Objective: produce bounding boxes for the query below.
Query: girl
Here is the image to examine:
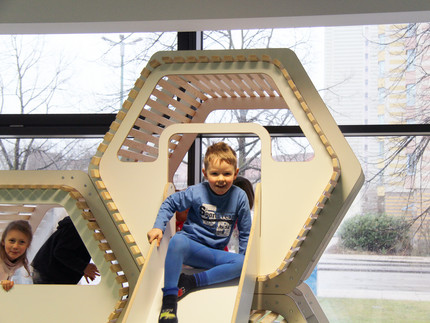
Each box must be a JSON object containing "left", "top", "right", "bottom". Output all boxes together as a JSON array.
[{"left": 0, "top": 220, "right": 33, "bottom": 292}]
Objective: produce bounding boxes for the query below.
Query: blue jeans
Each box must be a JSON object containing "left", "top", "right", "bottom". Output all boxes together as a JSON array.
[{"left": 162, "top": 233, "right": 244, "bottom": 296}]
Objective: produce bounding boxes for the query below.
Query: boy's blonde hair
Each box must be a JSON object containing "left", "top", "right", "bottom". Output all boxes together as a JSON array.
[{"left": 204, "top": 142, "right": 237, "bottom": 169}]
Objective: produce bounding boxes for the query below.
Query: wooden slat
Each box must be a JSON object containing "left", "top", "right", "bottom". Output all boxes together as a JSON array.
[
  {"left": 140, "top": 67, "right": 151, "bottom": 78},
  {"left": 99, "top": 242, "right": 112, "bottom": 251},
  {"left": 103, "top": 131, "right": 115, "bottom": 143},
  {"left": 87, "top": 221, "right": 100, "bottom": 230},
  {"left": 149, "top": 59, "right": 161, "bottom": 68},
  {"left": 119, "top": 287, "right": 129, "bottom": 296},
  {"left": 291, "top": 236, "right": 306, "bottom": 249},
  {"left": 115, "top": 300, "right": 127, "bottom": 310},
  {"left": 185, "top": 75, "right": 220, "bottom": 98},
  {"left": 81, "top": 211, "right": 94, "bottom": 220},
  {"left": 277, "top": 257, "right": 293, "bottom": 271},
  {"left": 130, "top": 245, "right": 141, "bottom": 255},
  {"left": 128, "top": 128, "right": 159, "bottom": 147},
  {"left": 134, "top": 116, "right": 164, "bottom": 135},
  {"left": 260, "top": 74, "right": 281, "bottom": 96},
  {"left": 97, "top": 142, "right": 108, "bottom": 153},
  {"left": 122, "top": 138, "right": 158, "bottom": 158},
  {"left": 146, "top": 98, "right": 191, "bottom": 123},
  {"left": 115, "top": 110, "right": 127, "bottom": 121},
  {"left": 167, "top": 75, "right": 208, "bottom": 101},
  {"left": 303, "top": 216, "right": 316, "bottom": 228},
  {"left": 0, "top": 205, "right": 35, "bottom": 213},
  {"left": 324, "top": 182, "right": 336, "bottom": 194},
  {"left": 197, "top": 55, "right": 209, "bottom": 63},
  {"left": 109, "top": 120, "right": 121, "bottom": 132},
  {"left": 118, "top": 224, "right": 129, "bottom": 233},
  {"left": 93, "top": 232, "right": 105, "bottom": 240},
  {"left": 152, "top": 88, "right": 196, "bottom": 117},
  {"left": 90, "top": 169, "right": 101, "bottom": 179},
  {"left": 106, "top": 202, "right": 118, "bottom": 212},
  {"left": 249, "top": 310, "right": 266, "bottom": 322},
  {"left": 217, "top": 74, "right": 244, "bottom": 97},
  {"left": 158, "top": 78, "right": 202, "bottom": 111},
  {"left": 198, "top": 75, "right": 229, "bottom": 98},
  {"left": 76, "top": 201, "right": 89, "bottom": 210},
  {"left": 124, "top": 235, "right": 135, "bottom": 244},
  {"left": 239, "top": 73, "right": 266, "bottom": 97},
  {"left": 118, "top": 149, "right": 156, "bottom": 162},
  {"left": 297, "top": 226, "right": 311, "bottom": 239},
  {"left": 162, "top": 56, "right": 173, "bottom": 64},
  {"left": 229, "top": 73, "right": 256, "bottom": 97},
  {"left": 261, "top": 311, "right": 279, "bottom": 322},
  {"left": 69, "top": 191, "right": 83, "bottom": 200},
  {"left": 230, "top": 74, "right": 256, "bottom": 97},
  {"left": 91, "top": 156, "right": 101, "bottom": 166},
  {"left": 173, "top": 56, "right": 185, "bottom": 63},
  {"left": 104, "top": 253, "right": 116, "bottom": 261},
  {"left": 136, "top": 256, "right": 145, "bottom": 266},
  {"left": 205, "top": 74, "right": 237, "bottom": 97},
  {"left": 112, "top": 213, "right": 123, "bottom": 222},
  {"left": 139, "top": 106, "right": 176, "bottom": 128},
  {"left": 108, "top": 311, "right": 121, "bottom": 321},
  {"left": 0, "top": 214, "right": 31, "bottom": 221},
  {"left": 95, "top": 181, "right": 106, "bottom": 190},
  {"left": 248, "top": 74, "right": 274, "bottom": 96},
  {"left": 116, "top": 275, "right": 128, "bottom": 284},
  {"left": 186, "top": 56, "right": 198, "bottom": 63}
]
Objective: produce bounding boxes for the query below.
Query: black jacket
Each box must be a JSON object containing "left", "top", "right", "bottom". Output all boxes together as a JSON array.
[{"left": 32, "top": 216, "right": 91, "bottom": 284}]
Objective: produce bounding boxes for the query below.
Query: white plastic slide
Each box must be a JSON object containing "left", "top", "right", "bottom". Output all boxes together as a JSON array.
[{"left": 123, "top": 184, "right": 261, "bottom": 323}]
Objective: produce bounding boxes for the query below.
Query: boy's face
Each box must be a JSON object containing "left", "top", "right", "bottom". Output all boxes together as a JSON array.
[{"left": 203, "top": 159, "right": 239, "bottom": 195}]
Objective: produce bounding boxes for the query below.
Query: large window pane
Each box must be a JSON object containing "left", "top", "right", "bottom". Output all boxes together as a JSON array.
[
  {"left": 203, "top": 23, "right": 429, "bottom": 126},
  {"left": 0, "top": 138, "right": 100, "bottom": 171},
  {"left": 0, "top": 32, "right": 177, "bottom": 114}
]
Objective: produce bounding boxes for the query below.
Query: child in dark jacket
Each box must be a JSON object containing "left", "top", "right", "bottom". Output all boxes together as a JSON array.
[{"left": 32, "top": 216, "right": 99, "bottom": 284}]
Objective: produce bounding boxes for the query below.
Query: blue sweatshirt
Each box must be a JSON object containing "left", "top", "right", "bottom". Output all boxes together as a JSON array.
[{"left": 153, "top": 182, "right": 252, "bottom": 254}]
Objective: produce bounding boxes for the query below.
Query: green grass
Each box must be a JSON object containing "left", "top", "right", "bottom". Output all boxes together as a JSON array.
[{"left": 318, "top": 298, "right": 430, "bottom": 323}]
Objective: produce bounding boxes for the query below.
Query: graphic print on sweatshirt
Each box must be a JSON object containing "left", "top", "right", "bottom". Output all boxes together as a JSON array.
[{"left": 200, "top": 203, "right": 233, "bottom": 237}]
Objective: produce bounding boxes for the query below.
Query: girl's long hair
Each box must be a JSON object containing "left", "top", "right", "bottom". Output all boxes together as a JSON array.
[{"left": 0, "top": 220, "right": 33, "bottom": 275}]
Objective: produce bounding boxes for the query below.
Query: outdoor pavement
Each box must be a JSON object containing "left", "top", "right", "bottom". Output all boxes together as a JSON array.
[{"left": 314, "top": 253, "right": 430, "bottom": 301}]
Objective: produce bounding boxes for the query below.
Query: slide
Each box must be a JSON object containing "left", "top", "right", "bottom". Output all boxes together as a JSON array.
[{"left": 123, "top": 183, "right": 261, "bottom": 323}]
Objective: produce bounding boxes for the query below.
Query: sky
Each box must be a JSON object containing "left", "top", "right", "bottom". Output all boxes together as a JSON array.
[{"left": 0, "top": 28, "right": 325, "bottom": 115}]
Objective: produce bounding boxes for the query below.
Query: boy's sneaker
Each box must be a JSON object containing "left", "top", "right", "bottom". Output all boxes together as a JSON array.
[
  {"left": 159, "top": 308, "right": 177, "bottom": 323},
  {"left": 177, "top": 273, "right": 197, "bottom": 300},
  {"left": 159, "top": 295, "right": 178, "bottom": 323}
]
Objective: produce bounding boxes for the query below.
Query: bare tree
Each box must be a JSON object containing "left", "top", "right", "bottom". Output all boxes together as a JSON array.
[
  {"left": 98, "top": 32, "right": 177, "bottom": 113},
  {"left": 0, "top": 35, "right": 92, "bottom": 171},
  {"left": 369, "top": 23, "right": 429, "bottom": 190},
  {"left": 366, "top": 23, "right": 430, "bottom": 251},
  {"left": 201, "top": 29, "right": 316, "bottom": 181}
]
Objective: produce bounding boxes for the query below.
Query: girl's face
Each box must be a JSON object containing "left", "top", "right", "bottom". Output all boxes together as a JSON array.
[
  {"left": 203, "top": 159, "right": 238, "bottom": 195},
  {"left": 2, "top": 229, "right": 30, "bottom": 261}
]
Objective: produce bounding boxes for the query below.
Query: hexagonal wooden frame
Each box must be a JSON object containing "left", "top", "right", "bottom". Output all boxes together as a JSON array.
[{"left": 0, "top": 48, "right": 363, "bottom": 323}]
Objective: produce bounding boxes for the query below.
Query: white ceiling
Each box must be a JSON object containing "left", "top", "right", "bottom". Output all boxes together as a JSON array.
[{"left": 1, "top": 0, "right": 430, "bottom": 34}]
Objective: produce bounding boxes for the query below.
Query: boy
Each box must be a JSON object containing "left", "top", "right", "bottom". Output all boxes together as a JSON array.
[{"left": 147, "top": 142, "right": 252, "bottom": 323}]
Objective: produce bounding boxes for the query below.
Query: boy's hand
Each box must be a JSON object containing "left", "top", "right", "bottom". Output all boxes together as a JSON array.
[
  {"left": 1, "top": 280, "right": 14, "bottom": 292},
  {"left": 147, "top": 228, "right": 163, "bottom": 247}
]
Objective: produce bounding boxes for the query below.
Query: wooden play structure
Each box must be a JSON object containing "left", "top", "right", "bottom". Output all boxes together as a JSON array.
[{"left": 0, "top": 48, "right": 363, "bottom": 322}]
